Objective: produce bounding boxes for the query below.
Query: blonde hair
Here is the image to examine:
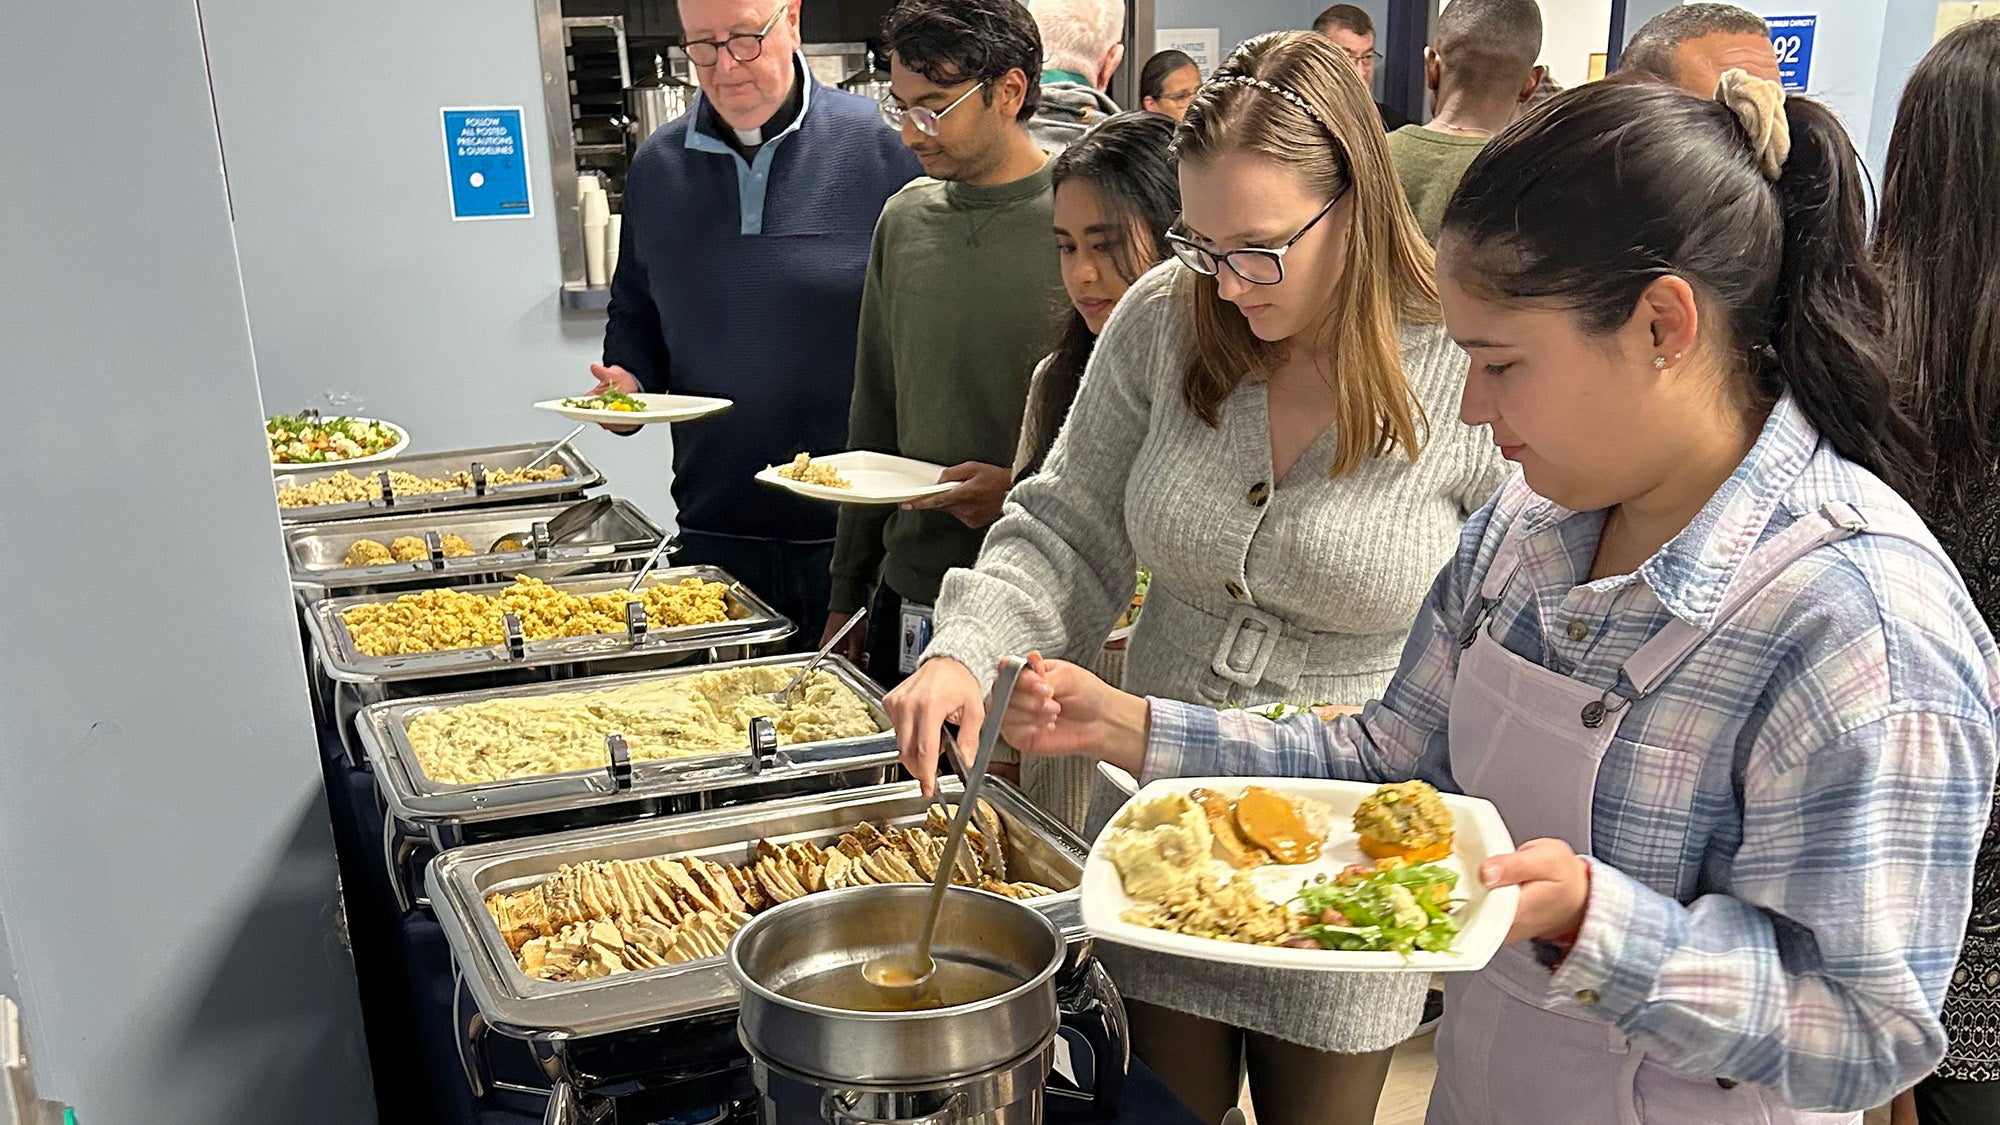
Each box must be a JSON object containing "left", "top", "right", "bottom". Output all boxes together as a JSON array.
[{"left": 1172, "top": 30, "right": 1440, "bottom": 476}]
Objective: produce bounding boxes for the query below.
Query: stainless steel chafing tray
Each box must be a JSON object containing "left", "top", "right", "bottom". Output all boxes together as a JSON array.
[
  {"left": 304, "top": 566, "right": 792, "bottom": 687},
  {"left": 274, "top": 441, "right": 604, "bottom": 524},
  {"left": 428, "top": 778, "right": 1088, "bottom": 1041},
  {"left": 286, "top": 498, "right": 667, "bottom": 600},
  {"left": 358, "top": 654, "right": 893, "bottom": 827}
]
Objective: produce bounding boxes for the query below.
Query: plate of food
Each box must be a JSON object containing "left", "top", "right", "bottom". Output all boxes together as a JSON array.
[
  {"left": 534, "top": 390, "right": 734, "bottom": 426},
  {"left": 268, "top": 413, "right": 409, "bottom": 470},
  {"left": 754, "top": 451, "right": 961, "bottom": 505},
  {"left": 1082, "top": 777, "right": 1517, "bottom": 972}
]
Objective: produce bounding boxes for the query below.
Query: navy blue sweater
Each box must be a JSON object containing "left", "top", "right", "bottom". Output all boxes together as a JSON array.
[{"left": 603, "top": 74, "right": 922, "bottom": 541}]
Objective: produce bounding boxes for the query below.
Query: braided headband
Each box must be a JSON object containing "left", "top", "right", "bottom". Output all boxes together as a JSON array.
[
  {"left": 1716, "top": 68, "right": 1791, "bottom": 181},
  {"left": 1208, "top": 74, "right": 1325, "bottom": 125}
]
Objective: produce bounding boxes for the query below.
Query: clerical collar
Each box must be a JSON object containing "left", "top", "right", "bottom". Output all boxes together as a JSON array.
[{"left": 702, "top": 56, "right": 806, "bottom": 160}]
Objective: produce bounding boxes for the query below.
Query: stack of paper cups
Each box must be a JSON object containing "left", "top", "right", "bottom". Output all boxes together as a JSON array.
[
  {"left": 606, "top": 213, "right": 623, "bottom": 282},
  {"left": 581, "top": 182, "right": 611, "bottom": 288}
]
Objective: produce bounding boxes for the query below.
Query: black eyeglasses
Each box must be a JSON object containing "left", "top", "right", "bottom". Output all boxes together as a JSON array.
[
  {"left": 677, "top": 3, "right": 787, "bottom": 68},
  {"left": 1166, "top": 186, "right": 1350, "bottom": 286}
]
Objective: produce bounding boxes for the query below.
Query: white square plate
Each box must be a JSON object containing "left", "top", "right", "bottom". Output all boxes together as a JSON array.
[
  {"left": 755, "top": 451, "right": 962, "bottom": 505},
  {"left": 535, "top": 394, "right": 733, "bottom": 426},
  {"left": 1083, "top": 776, "right": 1519, "bottom": 972}
]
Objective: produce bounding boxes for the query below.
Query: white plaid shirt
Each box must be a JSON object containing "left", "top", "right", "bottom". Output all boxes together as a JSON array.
[{"left": 1143, "top": 396, "right": 2000, "bottom": 1112}]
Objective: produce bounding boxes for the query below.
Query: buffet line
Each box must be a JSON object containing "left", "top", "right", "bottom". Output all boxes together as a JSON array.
[{"left": 276, "top": 437, "right": 1124, "bottom": 1125}]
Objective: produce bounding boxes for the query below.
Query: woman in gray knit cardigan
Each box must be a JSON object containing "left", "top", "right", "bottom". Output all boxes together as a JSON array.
[{"left": 886, "top": 32, "right": 1507, "bottom": 1125}]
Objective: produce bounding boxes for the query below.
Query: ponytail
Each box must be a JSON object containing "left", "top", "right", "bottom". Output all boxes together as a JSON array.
[
  {"left": 1761, "top": 97, "right": 1929, "bottom": 501},
  {"left": 1440, "top": 78, "right": 1929, "bottom": 504}
]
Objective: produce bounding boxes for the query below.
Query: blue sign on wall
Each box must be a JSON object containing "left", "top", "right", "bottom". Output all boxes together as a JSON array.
[
  {"left": 440, "top": 107, "right": 532, "bottom": 220},
  {"left": 1767, "top": 15, "right": 1817, "bottom": 93}
]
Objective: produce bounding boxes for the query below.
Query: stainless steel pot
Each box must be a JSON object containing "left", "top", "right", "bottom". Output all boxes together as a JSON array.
[
  {"left": 626, "top": 53, "right": 696, "bottom": 144},
  {"left": 729, "top": 885, "right": 1063, "bottom": 1124}
]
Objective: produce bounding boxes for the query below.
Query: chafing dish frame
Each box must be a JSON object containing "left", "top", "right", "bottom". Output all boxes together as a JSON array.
[
  {"left": 427, "top": 778, "right": 1089, "bottom": 1043},
  {"left": 286, "top": 497, "right": 669, "bottom": 599},
  {"left": 274, "top": 441, "right": 605, "bottom": 524}
]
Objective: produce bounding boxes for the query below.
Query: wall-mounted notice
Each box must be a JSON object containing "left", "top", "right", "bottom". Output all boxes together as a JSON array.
[
  {"left": 1155, "top": 27, "right": 1223, "bottom": 75},
  {"left": 440, "top": 107, "right": 532, "bottom": 221},
  {"left": 1767, "top": 15, "right": 1817, "bottom": 92}
]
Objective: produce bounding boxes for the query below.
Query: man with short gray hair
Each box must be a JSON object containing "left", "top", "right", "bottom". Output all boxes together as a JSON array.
[
  {"left": 1619, "top": 3, "right": 1779, "bottom": 95},
  {"left": 1026, "top": 0, "right": 1124, "bottom": 150}
]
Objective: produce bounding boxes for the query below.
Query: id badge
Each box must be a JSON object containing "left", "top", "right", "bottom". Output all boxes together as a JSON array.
[{"left": 898, "top": 600, "right": 935, "bottom": 675}]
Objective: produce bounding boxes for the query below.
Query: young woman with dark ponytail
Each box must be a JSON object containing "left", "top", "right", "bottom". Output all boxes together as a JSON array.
[
  {"left": 1876, "top": 18, "right": 2000, "bottom": 1125},
  {"left": 993, "top": 71, "right": 2000, "bottom": 1122}
]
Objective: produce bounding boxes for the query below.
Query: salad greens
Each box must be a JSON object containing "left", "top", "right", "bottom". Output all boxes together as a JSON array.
[
  {"left": 267, "top": 414, "right": 401, "bottom": 465},
  {"left": 1292, "top": 862, "right": 1463, "bottom": 956},
  {"left": 1233, "top": 701, "right": 1347, "bottom": 721},
  {"left": 563, "top": 388, "right": 646, "bottom": 412}
]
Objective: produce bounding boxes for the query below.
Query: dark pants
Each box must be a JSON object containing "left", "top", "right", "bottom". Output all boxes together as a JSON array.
[
  {"left": 674, "top": 529, "right": 831, "bottom": 655},
  {"left": 1916, "top": 1074, "right": 2000, "bottom": 1125},
  {"left": 865, "top": 580, "right": 920, "bottom": 691}
]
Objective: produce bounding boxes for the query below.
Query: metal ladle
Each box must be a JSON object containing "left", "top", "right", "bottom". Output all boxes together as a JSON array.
[{"left": 860, "top": 655, "right": 1026, "bottom": 996}]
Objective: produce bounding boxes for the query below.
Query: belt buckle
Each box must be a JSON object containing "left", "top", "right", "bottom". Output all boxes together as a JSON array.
[{"left": 1211, "top": 604, "right": 1278, "bottom": 688}]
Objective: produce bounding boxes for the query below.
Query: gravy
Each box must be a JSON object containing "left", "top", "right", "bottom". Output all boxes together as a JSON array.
[
  {"left": 780, "top": 960, "right": 1021, "bottom": 1013},
  {"left": 1233, "top": 786, "right": 1322, "bottom": 865}
]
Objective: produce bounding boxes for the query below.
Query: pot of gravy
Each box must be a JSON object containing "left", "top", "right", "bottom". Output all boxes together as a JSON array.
[{"left": 727, "top": 884, "right": 1064, "bottom": 1124}]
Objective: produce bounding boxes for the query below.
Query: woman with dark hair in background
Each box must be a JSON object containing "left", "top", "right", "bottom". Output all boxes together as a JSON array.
[
  {"left": 1138, "top": 49, "right": 1200, "bottom": 119},
  {"left": 996, "top": 71, "right": 1999, "bottom": 1123},
  {"left": 1876, "top": 18, "right": 2000, "bottom": 1125},
  {"left": 1001, "top": 110, "right": 1179, "bottom": 830}
]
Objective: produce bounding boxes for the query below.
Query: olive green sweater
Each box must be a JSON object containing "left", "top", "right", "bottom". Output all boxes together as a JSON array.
[
  {"left": 829, "top": 159, "right": 1066, "bottom": 613},
  {"left": 1384, "top": 124, "right": 1491, "bottom": 244}
]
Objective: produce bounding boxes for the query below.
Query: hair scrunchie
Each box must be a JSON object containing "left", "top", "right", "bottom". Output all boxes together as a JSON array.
[{"left": 1716, "top": 67, "right": 1791, "bottom": 181}]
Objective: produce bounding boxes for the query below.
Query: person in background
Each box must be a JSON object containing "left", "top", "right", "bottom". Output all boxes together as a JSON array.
[
  {"left": 1026, "top": 0, "right": 1124, "bottom": 150},
  {"left": 1138, "top": 48, "right": 1200, "bottom": 120},
  {"left": 593, "top": 0, "right": 921, "bottom": 645},
  {"left": 889, "top": 32, "right": 1505, "bottom": 1123},
  {"left": 1314, "top": 3, "right": 1410, "bottom": 129},
  {"left": 1385, "top": 0, "right": 1542, "bottom": 243},
  {"left": 1003, "top": 109, "right": 1180, "bottom": 829},
  {"left": 1000, "top": 71, "right": 1998, "bottom": 1125},
  {"left": 825, "top": 0, "right": 1067, "bottom": 688},
  {"left": 1619, "top": 2, "right": 1779, "bottom": 95},
  {"left": 1876, "top": 18, "right": 2000, "bottom": 1125}
]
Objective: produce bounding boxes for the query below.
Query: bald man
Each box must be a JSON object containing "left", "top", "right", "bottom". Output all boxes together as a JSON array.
[
  {"left": 1620, "top": 3, "right": 1780, "bottom": 95},
  {"left": 1384, "top": 0, "right": 1543, "bottom": 242}
]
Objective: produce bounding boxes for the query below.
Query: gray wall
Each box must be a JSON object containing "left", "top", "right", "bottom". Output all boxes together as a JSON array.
[
  {"left": 0, "top": 0, "right": 374, "bottom": 1121},
  {"left": 199, "top": 0, "right": 677, "bottom": 529},
  {"left": 1157, "top": 0, "right": 1391, "bottom": 84}
]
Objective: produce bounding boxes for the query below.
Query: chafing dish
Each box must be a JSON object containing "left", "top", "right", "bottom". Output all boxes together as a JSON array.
[
  {"left": 307, "top": 566, "right": 793, "bottom": 765},
  {"left": 358, "top": 654, "right": 900, "bottom": 910},
  {"left": 275, "top": 441, "right": 604, "bottom": 524},
  {"left": 430, "top": 780, "right": 1123, "bottom": 1123},
  {"left": 286, "top": 498, "right": 668, "bottom": 602}
]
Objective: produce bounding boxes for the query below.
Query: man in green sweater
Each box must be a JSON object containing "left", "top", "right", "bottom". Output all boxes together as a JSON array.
[
  {"left": 825, "top": 0, "right": 1067, "bottom": 686},
  {"left": 1384, "top": 0, "right": 1543, "bottom": 243}
]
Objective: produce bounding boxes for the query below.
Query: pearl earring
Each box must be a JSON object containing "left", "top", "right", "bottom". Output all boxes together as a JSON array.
[{"left": 1653, "top": 356, "right": 1668, "bottom": 369}]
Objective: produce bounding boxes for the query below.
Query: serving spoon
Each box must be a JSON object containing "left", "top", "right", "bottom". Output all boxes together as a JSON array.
[
  {"left": 859, "top": 655, "right": 1026, "bottom": 997},
  {"left": 764, "top": 608, "right": 866, "bottom": 706}
]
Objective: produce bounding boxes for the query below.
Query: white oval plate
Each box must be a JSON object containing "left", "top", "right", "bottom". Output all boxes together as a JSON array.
[
  {"left": 535, "top": 394, "right": 734, "bottom": 426},
  {"left": 755, "top": 451, "right": 961, "bottom": 505},
  {"left": 1083, "top": 775, "right": 1519, "bottom": 973},
  {"left": 268, "top": 418, "right": 410, "bottom": 472}
]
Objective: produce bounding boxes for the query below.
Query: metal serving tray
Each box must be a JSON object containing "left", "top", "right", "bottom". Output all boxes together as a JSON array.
[
  {"left": 429, "top": 779, "right": 1088, "bottom": 1041},
  {"left": 286, "top": 498, "right": 667, "bottom": 599},
  {"left": 304, "top": 566, "right": 792, "bottom": 687},
  {"left": 357, "top": 654, "right": 894, "bottom": 828},
  {"left": 274, "top": 441, "right": 604, "bottom": 524}
]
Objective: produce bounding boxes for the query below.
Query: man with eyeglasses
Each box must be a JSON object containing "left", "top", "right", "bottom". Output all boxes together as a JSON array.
[
  {"left": 593, "top": 0, "right": 921, "bottom": 649},
  {"left": 1313, "top": 4, "right": 1410, "bottom": 130},
  {"left": 823, "top": 0, "right": 1067, "bottom": 686}
]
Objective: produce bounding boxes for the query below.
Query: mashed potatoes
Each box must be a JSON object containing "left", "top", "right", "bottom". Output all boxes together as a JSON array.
[{"left": 405, "top": 665, "right": 881, "bottom": 784}]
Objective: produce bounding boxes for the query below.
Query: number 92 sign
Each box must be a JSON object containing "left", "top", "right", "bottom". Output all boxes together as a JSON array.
[{"left": 1767, "top": 15, "right": 1816, "bottom": 93}]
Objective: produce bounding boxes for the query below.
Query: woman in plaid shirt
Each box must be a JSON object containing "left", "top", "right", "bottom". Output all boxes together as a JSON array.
[{"left": 991, "top": 74, "right": 2000, "bottom": 1122}]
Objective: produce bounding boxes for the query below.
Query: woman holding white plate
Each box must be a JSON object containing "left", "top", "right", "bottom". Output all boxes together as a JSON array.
[
  {"left": 888, "top": 33, "right": 1505, "bottom": 1125},
  {"left": 995, "top": 74, "right": 2000, "bottom": 1123}
]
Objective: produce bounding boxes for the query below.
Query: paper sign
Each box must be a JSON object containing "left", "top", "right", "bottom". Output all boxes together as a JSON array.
[
  {"left": 440, "top": 107, "right": 532, "bottom": 221},
  {"left": 1767, "top": 15, "right": 1817, "bottom": 92},
  {"left": 1155, "top": 27, "right": 1223, "bottom": 75}
]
